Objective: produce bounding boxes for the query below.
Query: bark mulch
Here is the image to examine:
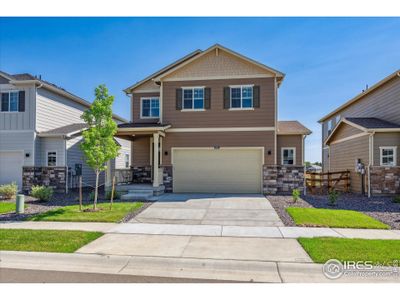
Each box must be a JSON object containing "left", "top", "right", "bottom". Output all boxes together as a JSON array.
[{"left": 268, "top": 193, "right": 400, "bottom": 229}]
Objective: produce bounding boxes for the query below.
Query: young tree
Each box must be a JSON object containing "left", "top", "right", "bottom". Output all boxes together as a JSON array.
[{"left": 80, "top": 85, "right": 120, "bottom": 210}]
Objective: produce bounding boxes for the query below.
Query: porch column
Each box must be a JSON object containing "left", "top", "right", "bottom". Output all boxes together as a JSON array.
[{"left": 153, "top": 133, "right": 160, "bottom": 187}]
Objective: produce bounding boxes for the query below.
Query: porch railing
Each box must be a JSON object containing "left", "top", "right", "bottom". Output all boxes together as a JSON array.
[
  {"left": 306, "top": 170, "right": 350, "bottom": 194},
  {"left": 114, "top": 168, "right": 133, "bottom": 184}
]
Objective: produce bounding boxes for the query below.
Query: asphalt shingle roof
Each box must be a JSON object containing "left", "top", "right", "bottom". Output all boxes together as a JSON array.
[
  {"left": 118, "top": 123, "right": 170, "bottom": 128},
  {"left": 346, "top": 117, "right": 400, "bottom": 129},
  {"left": 39, "top": 123, "right": 87, "bottom": 136},
  {"left": 277, "top": 121, "right": 312, "bottom": 135}
]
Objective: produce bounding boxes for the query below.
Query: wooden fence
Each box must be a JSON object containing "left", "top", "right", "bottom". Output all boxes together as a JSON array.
[{"left": 306, "top": 170, "right": 350, "bottom": 194}]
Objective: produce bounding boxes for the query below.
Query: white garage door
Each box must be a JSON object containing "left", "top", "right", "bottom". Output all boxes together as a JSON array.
[
  {"left": 173, "top": 148, "right": 262, "bottom": 193},
  {"left": 0, "top": 151, "right": 24, "bottom": 190}
]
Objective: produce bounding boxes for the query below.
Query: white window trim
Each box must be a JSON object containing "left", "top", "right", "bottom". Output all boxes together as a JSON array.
[
  {"left": 229, "top": 85, "right": 254, "bottom": 110},
  {"left": 281, "top": 147, "right": 296, "bottom": 165},
  {"left": 181, "top": 87, "right": 205, "bottom": 111},
  {"left": 140, "top": 97, "right": 160, "bottom": 119},
  {"left": 46, "top": 151, "right": 57, "bottom": 167},
  {"left": 1, "top": 91, "right": 19, "bottom": 113},
  {"left": 379, "top": 146, "right": 397, "bottom": 166}
]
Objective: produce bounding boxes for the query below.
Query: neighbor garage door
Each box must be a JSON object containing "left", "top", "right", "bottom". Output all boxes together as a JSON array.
[
  {"left": 0, "top": 151, "right": 24, "bottom": 190},
  {"left": 172, "top": 148, "right": 262, "bottom": 193}
]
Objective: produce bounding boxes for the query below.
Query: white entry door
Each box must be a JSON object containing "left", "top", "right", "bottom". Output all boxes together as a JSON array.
[
  {"left": 0, "top": 151, "right": 24, "bottom": 190},
  {"left": 172, "top": 148, "right": 263, "bottom": 193}
]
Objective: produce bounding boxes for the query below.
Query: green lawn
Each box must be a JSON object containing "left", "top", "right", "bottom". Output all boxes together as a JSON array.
[
  {"left": 0, "top": 202, "right": 16, "bottom": 214},
  {"left": 29, "top": 202, "right": 143, "bottom": 223},
  {"left": 286, "top": 207, "right": 390, "bottom": 229},
  {"left": 298, "top": 237, "right": 400, "bottom": 266},
  {"left": 0, "top": 229, "right": 103, "bottom": 253}
]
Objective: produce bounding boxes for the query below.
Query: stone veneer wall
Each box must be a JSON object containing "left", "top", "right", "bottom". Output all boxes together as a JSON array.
[
  {"left": 23, "top": 167, "right": 67, "bottom": 193},
  {"left": 263, "top": 165, "right": 305, "bottom": 195},
  {"left": 132, "top": 166, "right": 152, "bottom": 184},
  {"left": 370, "top": 166, "right": 400, "bottom": 195},
  {"left": 163, "top": 166, "right": 173, "bottom": 193}
]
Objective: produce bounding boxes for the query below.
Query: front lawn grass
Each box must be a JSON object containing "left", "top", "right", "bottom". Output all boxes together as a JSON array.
[
  {"left": 0, "top": 229, "right": 103, "bottom": 253},
  {"left": 29, "top": 202, "right": 143, "bottom": 223},
  {"left": 298, "top": 237, "right": 400, "bottom": 266},
  {"left": 286, "top": 207, "right": 390, "bottom": 229},
  {"left": 0, "top": 202, "right": 17, "bottom": 214}
]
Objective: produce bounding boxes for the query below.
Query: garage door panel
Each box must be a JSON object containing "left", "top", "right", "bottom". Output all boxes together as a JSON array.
[
  {"left": 0, "top": 151, "right": 23, "bottom": 189},
  {"left": 173, "top": 148, "right": 262, "bottom": 193}
]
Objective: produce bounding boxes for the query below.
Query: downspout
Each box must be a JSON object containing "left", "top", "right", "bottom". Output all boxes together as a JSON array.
[
  {"left": 367, "top": 131, "right": 375, "bottom": 198},
  {"left": 64, "top": 137, "right": 68, "bottom": 194},
  {"left": 274, "top": 77, "right": 278, "bottom": 165}
]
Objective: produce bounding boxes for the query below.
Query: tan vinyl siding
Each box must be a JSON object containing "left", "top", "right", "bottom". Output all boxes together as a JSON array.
[
  {"left": 329, "top": 135, "right": 369, "bottom": 193},
  {"left": 277, "top": 135, "right": 303, "bottom": 165},
  {"left": 131, "top": 92, "right": 160, "bottom": 123},
  {"left": 162, "top": 131, "right": 275, "bottom": 165},
  {"left": 162, "top": 78, "right": 275, "bottom": 128},
  {"left": 323, "top": 148, "right": 329, "bottom": 172},
  {"left": 163, "top": 49, "right": 274, "bottom": 81},
  {"left": 331, "top": 123, "right": 363, "bottom": 141},
  {"left": 115, "top": 137, "right": 131, "bottom": 169},
  {"left": 373, "top": 132, "right": 400, "bottom": 166},
  {"left": 0, "top": 84, "right": 36, "bottom": 130},
  {"left": 322, "top": 76, "right": 400, "bottom": 141},
  {"left": 132, "top": 136, "right": 150, "bottom": 165}
]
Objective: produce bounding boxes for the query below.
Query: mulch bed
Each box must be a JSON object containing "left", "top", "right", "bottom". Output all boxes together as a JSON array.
[
  {"left": 268, "top": 193, "right": 400, "bottom": 229},
  {"left": 0, "top": 189, "right": 154, "bottom": 223}
]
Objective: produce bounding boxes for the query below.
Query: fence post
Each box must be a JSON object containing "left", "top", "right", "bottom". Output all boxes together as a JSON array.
[{"left": 79, "top": 176, "right": 83, "bottom": 211}]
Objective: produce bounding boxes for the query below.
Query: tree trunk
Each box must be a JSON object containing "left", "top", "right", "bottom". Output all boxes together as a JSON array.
[{"left": 94, "top": 169, "right": 99, "bottom": 210}]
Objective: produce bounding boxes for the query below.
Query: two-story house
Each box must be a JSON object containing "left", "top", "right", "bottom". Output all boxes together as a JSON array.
[
  {"left": 114, "top": 44, "right": 311, "bottom": 195},
  {"left": 0, "top": 71, "right": 130, "bottom": 193},
  {"left": 319, "top": 69, "right": 400, "bottom": 196}
]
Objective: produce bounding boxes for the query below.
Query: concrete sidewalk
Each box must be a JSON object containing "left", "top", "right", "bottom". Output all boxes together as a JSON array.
[
  {"left": 2, "top": 221, "right": 400, "bottom": 239},
  {"left": 1, "top": 251, "right": 398, "bottom": 283}
]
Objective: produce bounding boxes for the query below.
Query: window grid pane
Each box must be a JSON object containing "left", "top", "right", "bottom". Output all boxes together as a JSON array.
[
  {"left": 193, "top": 88, "right": 204, "bottom": 109},
  {"left": 283, "top": 149, "right": 294, "bottom": 165},
  {"left": 48, "top": 152, "right": 57, "bottom": 166},
  {"left": 10, "top": 92, "right": 18, "bottom": 112},
  {"left": 183, "top": 89, "right": 193, "bottom": 109},
  {"left": 381, "top": 148, "right": 395, "bottom": 165},
  {"left": 231, "top": 88, "right": 241, "bottom": 108},
  {"left": 142, "top": 99, "right": 150, "bottom": 117}
]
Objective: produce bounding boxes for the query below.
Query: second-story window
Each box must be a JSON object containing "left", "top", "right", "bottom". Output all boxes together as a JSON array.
[
  {"left": 141, "top": 97, "right": 159, "bottom": 118},
  {"left": 1, "top": 91, "right": 19, "bottom": 112},
  {"left": 182, "top": 87, "right": 204, "bottom": 110},
  {"left": 230, "top": 85, "right": 253, "bottom": 109},
  {"left": 327, "top": 119, "right": 333, "bottom": 135}
]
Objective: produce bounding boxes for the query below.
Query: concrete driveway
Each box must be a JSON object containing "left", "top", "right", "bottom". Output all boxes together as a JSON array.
[{"left": 133, "top": 194, "right": 284, "bottom": 227}]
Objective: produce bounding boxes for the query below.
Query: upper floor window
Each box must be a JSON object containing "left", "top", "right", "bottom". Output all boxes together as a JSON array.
[
  {"left": 1, "top": 91, "right": 19, "bottom": 112},
  {"left": 230, "top": 85, "right": 253, "bottom": 109},
  {"left": 182, "top": 87, "right": 204, "bottom": 110},
  {"left": 327, "top": 119, "right": 333, "bottom": 135},
  {"left": 336, "top": 115, "right": 341, "bottom": 124},
  {"left": 47, "top": 151, "right": 57, "bottom": 167},
  {"left": 282, "top": 147, "right": 296, "bottom": 165},
  {"left": 141, "top": 97, "right": 159, "bottom": 118},
  {"left": 380, "top": 146, "right": 397, "bottom": 166}
]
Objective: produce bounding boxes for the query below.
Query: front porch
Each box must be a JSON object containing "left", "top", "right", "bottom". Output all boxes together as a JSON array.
[{"left": 107, "top": 123, "right": 171, "bottom": 198}]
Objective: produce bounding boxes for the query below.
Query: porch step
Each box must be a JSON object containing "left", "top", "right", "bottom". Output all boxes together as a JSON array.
[
  {"left": 128, "top": 189, "right": 154, "bottom": 195},
  {"left": 121, "top": 193, "right": 153, "bottom": 201}
]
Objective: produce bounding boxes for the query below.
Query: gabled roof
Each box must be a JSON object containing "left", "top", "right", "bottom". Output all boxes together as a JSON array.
[
  {"left": 324, "top": 117, "right": 400, "bottom": 145},
  {"left": 154, "top": 44, "right": 285, "bottom": 82},
  {"left": 277, "top": 121, "right": 312, "bottom": 135},
  {"left": 0, "top": 70, "right": 128, "bottom": 123},
  {"left": 123, "top": 49, "right": 202, "bottom": 94},
  {"left": 38, "top": 123, "right": 87, "bottom": 137},
  {"left": 319, "top": 69, "right": 400, "bottom": 123}
]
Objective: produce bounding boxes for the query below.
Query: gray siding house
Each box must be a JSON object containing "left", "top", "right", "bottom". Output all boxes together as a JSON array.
[{"left": 0, "top": 71, "right": 130, "bottom": 192}]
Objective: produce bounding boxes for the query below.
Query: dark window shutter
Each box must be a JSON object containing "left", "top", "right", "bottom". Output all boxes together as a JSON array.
[
  {"left": 253, "top": 86, "right": 260, "bottom": 108},
  {"left": 204, "top": 87, "right": 211, "bottom": 109},
  {"left": 18, "top": 91, "right": 25, "bottom": 112},
  {"left": 223, "top": 87, "right": 230, "bottom": 109},
  {"left": 1, "top": 93, "right": 9, "bottom": 111},
  {"left": 176, "top": 88, "right": 182, "bottom": 110}
]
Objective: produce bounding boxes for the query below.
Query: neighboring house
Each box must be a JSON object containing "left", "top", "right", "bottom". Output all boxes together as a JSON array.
[
  {"left": 0, "top": 71, "right": 130, "bottom": 192},
  {"left": 319, "top": 69, "right": 400, "bottom": 195},
  {"left": 114, "top": 44, "right": 311, "bottom": 194}
]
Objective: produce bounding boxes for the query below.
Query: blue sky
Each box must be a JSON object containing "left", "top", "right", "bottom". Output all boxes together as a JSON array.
[{"left": 1, "top": 17, "right": 399, "bottom": 162}]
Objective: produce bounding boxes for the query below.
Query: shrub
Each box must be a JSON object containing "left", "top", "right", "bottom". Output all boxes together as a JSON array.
[
  {"left": 328, "top": 189, "right": 339, "bottom": 206},
  {"left": 88, "top": 191, "right": 95, "bottom": 201},
  {"left": 31, "top": 185, "right": 53, "bottom": 201},
  {"left": 292, "top": 188, "right": 300, "bottom": 203},
  {"left": 106, "top": 190, "right": 121, "bottom": 200},
  {"left": 393, "top": 196, "right": 400, "bottom": 204},
  {"left": 0, "top": 182, "right": 18, "bottom": 199}
]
